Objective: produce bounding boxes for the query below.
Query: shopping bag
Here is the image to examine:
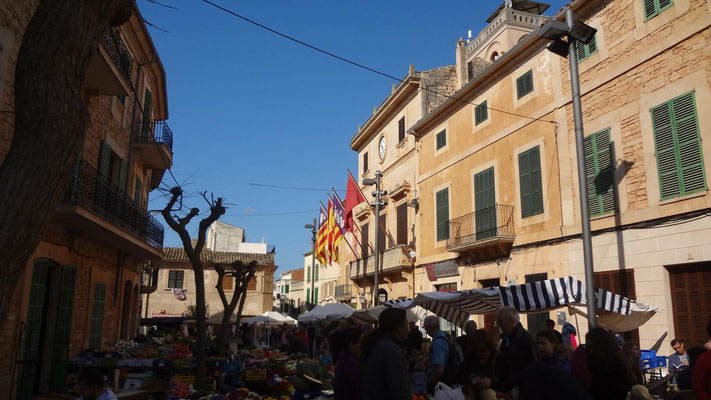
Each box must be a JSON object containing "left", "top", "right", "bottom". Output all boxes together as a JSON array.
[{"left": 434, "top": 382, "right": 465, "bottom": 400}]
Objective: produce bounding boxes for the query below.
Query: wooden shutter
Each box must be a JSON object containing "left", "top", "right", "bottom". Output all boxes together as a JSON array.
[
  {"left": 594, "top": 270, "right": 639, "bottom": 342},
  {"left": 363, "top": 152, "right": 368, "bottom": 173},
  {"left": 99, "top": 141, "right": 111, "bottom": 179},
  {"left": 247, "top": 277, "right": 257, "bottom": 291},
  {"left": 587, "top": 35, "right": 598, "bottom": 55},
  {"left": 585, "top": 129, "right": 617, "bottom": 215},
  {"left": 398, "top": 117, "right": 405, "bottom": 142},
  {"left": 315, "top": 264, "right": 319, "bottom": 280},
  {"left": 118, "top": 159, "right": 127, "bottom": 193},
  {"left": 436, "top": 188, "right": 449, "bottom": 241},
  {"left": 516, "top": 75, "right": 525, "bottom": 99},
  {"left": 26, "top": 260, "right": 49, "bottom": 358},
  {"left": 143, "top": 89, "right": 152, "bottom": 120},
  {"left": 436, "top": 129, "right": 447, "bottom": 150},
  {"left": 134, "top": 177, "right": 143, "bottom": 206},
  {"left": 576, "top": 41, "right": 587, "bottom": 61},
  {"left": 361, "top": 222, "right": 369, "bottom": 258},
  {"left": 315, "top": 287, "right": 319, "bottom": 303},
  {"left": 476, "top": 101, "right": 488, "bottom": 125},
  {"left": 668, "top": 264, "right": 711, "bottom": 345},
  {"left": 475, "top": 168, "right": 496, "bottom": 239},
  {"left": 397, "top": 203, "right": 408, "bottom": 245},
  {"left": 221, "top": 276, "right": 234, "bottom": 291},
  {"left": 652, "top": 91, "right": 705, "bottom": 199},
  {"left": 50, "top": 265, "right": 77, "bottom": 392},
  {"left": 644, "top": 0, "right": 657, "bottom": 19},
  {"left": 89, "top": 282, "right": 106, "bottom": 349},
  {"left": 519, "top": 146, "right": 543, "bottom": 217},
  {"left": 306, "top": 266, "right": 310, "bottom": 283},
  {"left": 377, "top": 213, "right": 387, "bottom": 250}
]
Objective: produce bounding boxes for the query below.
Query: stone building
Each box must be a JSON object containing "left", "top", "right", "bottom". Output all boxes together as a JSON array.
[
  {"left": 0, "top": 2, "right": 173, "bottom": 399},
  {"left": 274, "top": 268, "right": 304, "bottom": 317},
  {"left": 348, "top": 0, "right": 711, "bottom": 348},
  {"left": 146, "top": 248, "right": 276, "bottom": 323}
]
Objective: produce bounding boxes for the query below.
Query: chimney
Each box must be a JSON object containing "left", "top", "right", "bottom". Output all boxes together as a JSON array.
[{"left": 455, "top": 37, "right": 468, "bottom": 90}]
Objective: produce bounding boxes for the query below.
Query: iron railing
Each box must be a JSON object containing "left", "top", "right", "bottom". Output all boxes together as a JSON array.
[
  {"left": 133, "top": 119, "right": 174, "bottom": 153},
  {"left": 101, "top": 27, "right": 132, "bottom": 84},
  {"left": 447, "top": 204, "right": 515, "bottom": 249},
  {"left": 64, "top": 160, "right": 164, "bottom": 249}
]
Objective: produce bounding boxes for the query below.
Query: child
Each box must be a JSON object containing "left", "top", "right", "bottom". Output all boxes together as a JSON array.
[{"left": 319, "top": 344, "right": 332, "bottom": 366}]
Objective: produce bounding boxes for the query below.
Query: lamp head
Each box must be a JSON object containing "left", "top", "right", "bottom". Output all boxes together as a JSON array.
[
  {"left": 362, "top": 178, "right": 376, "bottom": 186},
  {"left": 547, "top": 39, "right": 569, "bottom": 58},
  {"left": 304, "top": 224, "right": 315, "bottom": 229},
  {"left": 570, "top": 21, "right": 597, "bottom": 44}
]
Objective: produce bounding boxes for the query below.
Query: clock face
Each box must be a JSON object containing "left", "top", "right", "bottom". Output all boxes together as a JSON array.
[{"left": 379, "top": 136, "right": 386, "bottom": 160}]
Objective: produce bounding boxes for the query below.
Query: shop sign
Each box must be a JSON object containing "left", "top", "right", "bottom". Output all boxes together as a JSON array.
[{"left": 425, "top": 260, "right": 459, "bottom": 281}]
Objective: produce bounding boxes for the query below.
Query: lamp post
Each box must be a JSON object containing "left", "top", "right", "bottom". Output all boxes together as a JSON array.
[
  {"left": 362, "top": 171, "right": 386, "bottom": 306},
  {"left": 304, "top": 219, "right": 317, "bottom": 310},
  {"left": 540, "top": 9, "right": 598, "bottom": 328}
]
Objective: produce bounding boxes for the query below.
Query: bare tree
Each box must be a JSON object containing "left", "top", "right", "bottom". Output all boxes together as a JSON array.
[
  {"left": 0, "top": 0, "right": 133, "bottom": 331},
  {"left": 161, "top": 187, "right": 225, "bottom": 386},
  {"left": 214, "top": 260, "right": 257, "bottom": 356}
]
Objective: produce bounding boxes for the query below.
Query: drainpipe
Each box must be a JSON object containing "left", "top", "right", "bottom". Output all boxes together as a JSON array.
[
  {"left": 127, "top": 54, "right": 155, "bottom": 191},
  {"left": 407, "top": 127, "right": 421, "bottom": 300}
]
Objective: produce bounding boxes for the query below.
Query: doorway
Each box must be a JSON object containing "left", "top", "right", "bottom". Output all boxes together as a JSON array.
[
  {"left": 525, "top": 273, "right": 548, "bottom": 335},
  {"left": 479, "top": 278, "right": 500, "bottom": 343}
]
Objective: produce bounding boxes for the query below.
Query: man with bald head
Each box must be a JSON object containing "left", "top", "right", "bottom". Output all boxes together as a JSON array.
[{"left": 497, "top": 306, "right": 534, "bottom": 385}]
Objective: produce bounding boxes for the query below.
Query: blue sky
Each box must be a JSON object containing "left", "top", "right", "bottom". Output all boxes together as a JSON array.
[{"left": 141, "top": 0, "right": 568, "bottom": 276}]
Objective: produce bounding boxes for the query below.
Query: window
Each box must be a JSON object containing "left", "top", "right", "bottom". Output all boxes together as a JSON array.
[
  {"left": 168, "top": 270, "right": 184, "bottom": 288},
  {"left": 475, "top": 101, "right": 488, "bottom": 126},
  {"left": 467, "top": 61, "right": 474, "bottom": 81},
  {"left": 361, "top": 222, "right": 369, "bottom": 258},
  {"left": 519, "top": 146, "right": 544, "bottom": 217},
  {"left": 89, "top": 282, "right": 106, "bottom": 349},
  {"left": 363, "top": 152, "right": 369, "bottom": 173},
  {"left": 222, "top": 276, "right": 234, "bottom": 291},
  {"left": 651, "top": 91, "right": 705, "bottom": 200},
  {"left": 436, "top": 129, "right": 447, "bottom": 150},
  {"left": 377, "top": 213, "right": 387, "bottom": 250},
  {"left": 398, "top": 117, "right": 406, "bottom": 143},
  {"left": 396, "top": 203, "right": 408, "bottom": 245},
  {"left": 644, "top": 0, "right": 673, "bottom": 20},
  {"left": 307, "top": 266, "right": 310, "bottom": 282},
  {"left": 247, "top": 277, "right": 257, "bottom": 291},
  {"left": 436, "top": 188, "right": 450, "bottom": 241},
  {"left": 576, "top": 34, "right": 598, "bottom": 63},
  {"left": 306, "top": 288, "right": 311, "bottom": 304},
  {"left": 516, "top": 70, "right": 534, "bottom": 99},
  {"left": 584, "top": 129, "right": 617, "bottom": 215},
  {"left": 285, "top": 284, "right": 290, "bottom": 294}
]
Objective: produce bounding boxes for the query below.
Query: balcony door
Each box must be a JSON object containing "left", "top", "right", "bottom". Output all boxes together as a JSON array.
[{"left": 474, "top": 167, "right": 496, "bottom": 240}]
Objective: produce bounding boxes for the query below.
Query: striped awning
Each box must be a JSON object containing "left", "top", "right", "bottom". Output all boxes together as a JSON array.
[{"left": 385, "top": 276, "right": 658, "bottom": 330}]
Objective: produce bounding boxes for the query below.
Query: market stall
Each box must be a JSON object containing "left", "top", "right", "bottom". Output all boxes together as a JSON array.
[
  {"left": 297, "top": 303, "right": 354, "bottom": 322},
  {"left": 385, "top": 276, "right": 659, "bottom": 331}
]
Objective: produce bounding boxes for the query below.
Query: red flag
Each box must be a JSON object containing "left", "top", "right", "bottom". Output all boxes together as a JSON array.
[{"left": 344, "top": 171, "right": 366, "bottom": 233}]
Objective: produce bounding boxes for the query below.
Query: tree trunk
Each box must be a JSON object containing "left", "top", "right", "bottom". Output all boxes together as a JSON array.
[
  {"left": 191, "top": 262, "right": 208, "bottom": 386},
  {"left": 215, "top": 301, "right": 237, "bottom": 357},
  {"left": 0, "top": 0, "right": 132, "bottom": 330}
]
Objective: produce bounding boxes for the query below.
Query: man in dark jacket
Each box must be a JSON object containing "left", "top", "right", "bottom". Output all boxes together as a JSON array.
[
  {"left": 360, "top": 307, "right": 411, "bottom": 400},
  {"left": 497, "top": 307, "right": 535, "bottom": 385},
  {"left": 406, "top": 321, "right": 423, "bottom": 355}
]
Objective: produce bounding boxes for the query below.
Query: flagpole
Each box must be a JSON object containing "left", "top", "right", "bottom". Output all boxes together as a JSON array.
[
  {"left": 332, "top": 188, "right": 366, "bottom": 260},
  {"left": 348, "top": 170, "right": 397, "bottom": 248}
]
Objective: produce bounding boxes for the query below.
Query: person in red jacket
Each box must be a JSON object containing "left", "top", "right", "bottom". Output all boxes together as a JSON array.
[{"left": 693, "top": 320, "right": 711, "bottom": 400}]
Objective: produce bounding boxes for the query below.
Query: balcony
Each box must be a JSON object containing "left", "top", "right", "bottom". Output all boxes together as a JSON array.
[
  {"left": 466, "top": 8, "right": 550, "bottom": 59},
  {"left": 53, "top": 160, "right": 164, "bottom": 260},
  {"left": 334, "top": 284, "right": 352, "bottom": 302},
  {"left": 84, "top": 27, "right": 132, "bottom": 96},
  {"left": 349, "top": 244, "right": 411, "bottom": 280},
  {"left": 132, "top": 119, "right": 174, "bottom": 188},
  {"left": 446, "top": 204, "right": 515, "bottom": 259}
]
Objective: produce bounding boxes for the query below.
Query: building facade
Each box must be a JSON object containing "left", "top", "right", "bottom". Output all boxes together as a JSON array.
[
  {"left": 0, "top": 3, "right": 173, "bottom": 399},
  {"left": 146, "top": 248, "right": 276, "bottom": 323}
]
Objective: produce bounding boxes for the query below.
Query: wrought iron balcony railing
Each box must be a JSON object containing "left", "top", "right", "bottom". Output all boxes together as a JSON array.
[
  {"left": 101, "top": 27, "right": 132, "bottom": 84},
  {"left": 133, "top": 119, "right": 174, "bottom": 153},
  {"left": 446, "top": 204, "right": 515, "bottom": 251},
  {"left": 64, "top": 160, "right": 164, "bottom": 249}
]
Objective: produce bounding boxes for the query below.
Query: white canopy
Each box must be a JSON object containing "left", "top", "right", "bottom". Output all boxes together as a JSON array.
[
  {"left": 350, "top": 305, "right": 425, "bottom": 325},
  {"left": 297, "top": 302, "right": 355, "bottom": 322},
  {"left": 243, "top": 311, "right": 296, "bottom": 325},
  {"left": 385, "top": 276, "right": 659, "bottom": 332}
]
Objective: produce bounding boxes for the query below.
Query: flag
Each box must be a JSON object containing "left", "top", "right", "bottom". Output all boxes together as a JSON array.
[
  {"left": 344, "top": 171, "right": 366, "bottom": 232},
  {"left": 329, "top": 194, "right": 344, "bottom": 264},
  {"left": 327, "top": 197, "right": 335, "bottom": 265},
  {"left": 316, "top": 203, "right": 328, "bottom": 265}
]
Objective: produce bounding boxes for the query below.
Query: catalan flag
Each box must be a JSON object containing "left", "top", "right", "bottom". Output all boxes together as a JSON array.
[{"left": 316, "top": 202, "right": 328, "bottom": 265}]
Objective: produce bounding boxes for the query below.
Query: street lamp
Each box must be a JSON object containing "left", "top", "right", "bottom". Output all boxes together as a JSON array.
[
  {"left": 358, "top": 294, "right": 366, "bottom": 309},
  {"left": 362, "top": 171, "right": 386, "bottom": 306},
  {"left": 304, "top": 219, "right": 317, "bottom": 310},
  {"left": 540, "top": 9, "right": 598, "bottom": 329}
]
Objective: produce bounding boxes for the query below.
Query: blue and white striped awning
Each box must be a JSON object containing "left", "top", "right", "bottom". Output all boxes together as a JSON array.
[{"left": 384, "top": 276, "right": 657, "bottom": 330}]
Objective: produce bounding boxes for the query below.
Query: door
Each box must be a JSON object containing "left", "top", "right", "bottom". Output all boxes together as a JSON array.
[
  {"left": 525, "top": 273, "right": 548, "bottom": 335},
  {"left": 19, "top": 260, "right": 51, "bottom": 400},
  {"left": 594, "top": 270, "right": 639, "bottom": 343},
  {"left": 479, "top": 278, "right": 500, "bottom": 343},
  {"left": 667, "top": 263, "right": 711, "bottom": 345},
  {"left": 49, "top": 265, "right": 77, "bottom": 392},
  {"left": 475, "top": 167, "right": 496, "bottom": 240}
]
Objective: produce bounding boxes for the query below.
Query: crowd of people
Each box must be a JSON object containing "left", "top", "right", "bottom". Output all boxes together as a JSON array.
[{"left": 262, "top": 308, "right": 711, "bottom": 400}]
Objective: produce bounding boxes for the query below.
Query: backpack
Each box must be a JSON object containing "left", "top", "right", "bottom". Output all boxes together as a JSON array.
[{"left": 435, "top": 334, "right": 464, "bottom": 384}]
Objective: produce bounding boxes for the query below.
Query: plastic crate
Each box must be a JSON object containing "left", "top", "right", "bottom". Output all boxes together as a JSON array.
[{"left": 656, "top": 356, "right": 667, "bottom": 367}]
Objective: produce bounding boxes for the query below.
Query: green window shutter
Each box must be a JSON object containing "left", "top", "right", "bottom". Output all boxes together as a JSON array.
[
  {"left": 474, "top": 168, "right": 496, "bottom": 239},
  {"left": 99, "top": 141, "right": 111, "bottom": 179},
  {"left": 285, "top": 284, "right": 289, "bottom": 294},
  {"left": 118, "top": 159, "right": 127, "bottom": 193},
  {"left": 519, "top": 146, "right": 544, "bottom": 217},
  {"left": 143, "top": 89, "right": 152, "bottom": 120},
  {"left": 652, "top": 91, "right": 705, "bottom": 200},
  {"left": 50, "top": 265, "right": 77, "bottom": 392},
  {"left": 577, "top": 35, "right": 598, "bottom": 62},
  {"left": 306, "top": 266, "right": 310, "bottom": 282},
  {"left": 315, "top": 287, "right": 319, "bottom": 303},
  {"left": 436, "top": 129, "right": 447, "bottom": 150},
  {"left": 436, "top": 188, "right": 450, "bottom": 241},
  {"left": 585, "top": 129, "right": 617, "bottom": 216},
  {"left": 306, "top": 288, "right": 310, "bottom": 304},
  {"left": 645, "top": 0, "right": 674, "bottom": 20},
  {"left": 475, "top": 101, "right": 488, "bottom": 125},
  {"left": 21, "top": 260, "right": 50, "bottom": 400},
  {"left": 517, "top": 70, "right": 533, "bottom": 99},
  {"left": 315, "top": 264, "right": 319, "bottom": 280},
  {"left": 89, "top": 282, "right": 107, "bottom": 349}
]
